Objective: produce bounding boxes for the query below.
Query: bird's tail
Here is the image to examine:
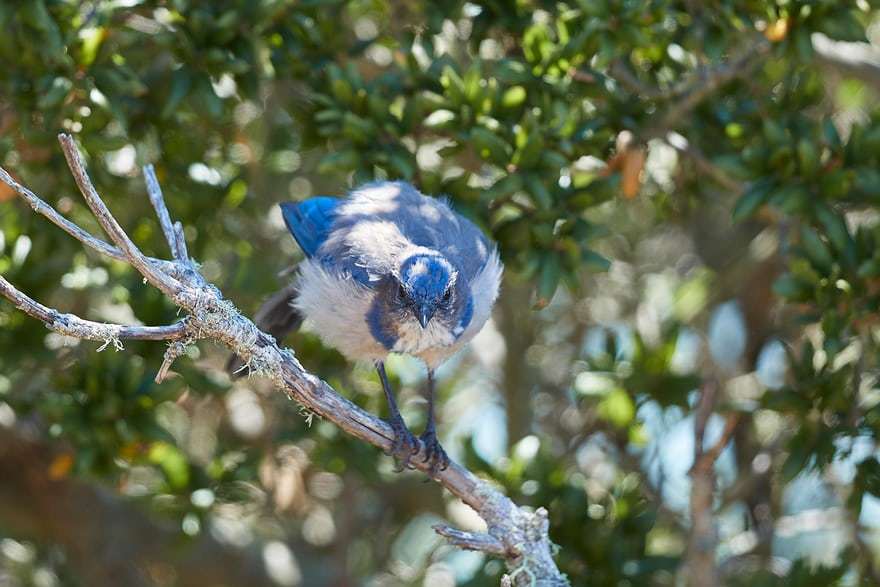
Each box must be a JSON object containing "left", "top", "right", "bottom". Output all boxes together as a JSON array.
[{"left": 226, "top": 283, "right": 303, "bottom": 378}]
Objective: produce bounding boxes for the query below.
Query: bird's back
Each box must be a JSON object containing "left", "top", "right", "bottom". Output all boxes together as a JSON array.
[{"left": 316, "top": 182, "right": 494, "bottom": 284}]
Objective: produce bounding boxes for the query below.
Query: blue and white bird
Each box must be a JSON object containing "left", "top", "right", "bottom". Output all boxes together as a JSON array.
[{"left": 235, "top": 181, "right": 503, "bottom": 472}]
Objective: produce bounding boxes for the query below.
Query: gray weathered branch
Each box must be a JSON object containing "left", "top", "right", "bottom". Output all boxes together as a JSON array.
[
  {"left": 144, "top": 163, "right": 189, "bottom": 263},
  {"left": 433, "top": 524, "right": 507, "bottom": 556},
  {"left": 0, "top": 274, "right": 188, "bottom": 344},
  {"left": 0, "top": 165, "right": 184, "bottom": 277},
  {"left": 58, "top": 134, "right": 184, "bottom": 299},
  {"left": 0, "top": 134, "right": 568, "bottom": 587}
]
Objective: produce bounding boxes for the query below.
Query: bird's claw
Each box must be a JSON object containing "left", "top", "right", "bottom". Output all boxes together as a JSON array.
[
  {"left": 388, "top": 414, "right": 419, "bottom": 472},
  {"left": 419, "top": 428, "right": 449, "bottom": 475}
]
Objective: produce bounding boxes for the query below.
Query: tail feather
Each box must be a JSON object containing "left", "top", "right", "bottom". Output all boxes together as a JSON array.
[{"left": 280, "top": 197, "right": 339, "bottom": 258}]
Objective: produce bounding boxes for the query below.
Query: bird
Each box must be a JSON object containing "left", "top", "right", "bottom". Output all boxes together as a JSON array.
[{"left": 231, "top": 181, "right": 503, "bottom": 473}]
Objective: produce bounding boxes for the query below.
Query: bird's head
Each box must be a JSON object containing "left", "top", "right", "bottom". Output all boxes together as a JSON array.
[{"left": 396, "top": 253, "right": 458, "bottom": 329}]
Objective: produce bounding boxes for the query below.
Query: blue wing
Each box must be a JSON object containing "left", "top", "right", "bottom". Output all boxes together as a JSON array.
[{"left": 280, "top": 197, "right": 340, "bottom": 258}]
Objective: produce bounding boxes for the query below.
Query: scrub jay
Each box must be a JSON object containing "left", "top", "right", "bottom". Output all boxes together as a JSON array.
[{"left": 231, "top": 181, "right": 502, "bottom": 473}]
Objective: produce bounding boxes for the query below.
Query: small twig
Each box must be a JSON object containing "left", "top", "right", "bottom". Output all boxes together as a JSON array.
[
  {"left": 0, "top": 165, "right": 183, "bottom": 277},
  {"left": 433, "top": 524, "right": 507, "bottom": 556},
  {"left": 172, "top": 221, "right": 189, "bottom": 262},
  {"left": 155, "top": 339, "right": 191, "bottom": 383},
  {"left": 0, "top": 275, "right": 187, "bottom": 342},
  {"left": 0, "top": 166, "right": 122, "bottom": 261},
  {"left": 57, "top": 134, "right": 184, "bottom": 299},
  {"left": 144, "top": 164, "right": 187, "bottom": 263}
]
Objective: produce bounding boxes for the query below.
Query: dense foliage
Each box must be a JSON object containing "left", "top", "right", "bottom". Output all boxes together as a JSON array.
[{"left": 1, "top": 1, "right": 880, "bottom": 585}]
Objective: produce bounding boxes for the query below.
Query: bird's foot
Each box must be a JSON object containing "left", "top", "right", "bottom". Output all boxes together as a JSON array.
[
  {"left": 388, "top": 414, "right": 419, "bottom": 472},
  {"left": 419, "top": 427, "right": 449, "bottom": 476}
]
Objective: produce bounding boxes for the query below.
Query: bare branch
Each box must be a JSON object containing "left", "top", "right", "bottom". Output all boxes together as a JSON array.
[
  {"left": 0, "top": 275, "right": 188, "bottom": 343},
  {"left": 685, "top": 382, "right": 723, "bottom": 587},
  {"left": 155, "top": 339, "right": 191, "bottom": 383},
  {"left": 143, "top": 163, "right": 187, "bottom": 262},
  {"left": 57, "top": 134, "right": 184, "bottom": 299},
  {"left": 0, "top": 138, "right": 569, "bottom": 586},
  {"left": 698, "top": 413, "right": 740, "bottom": 469},
  {"left": 0, "top": 162, "right": 184, "bottom": 277},
  {"left": 433, "top": 524, "right": 507, "bottom": 556},
  {"left": 0, "top": 165, "right": 126, "bottom": 261},
  {"left": 173, "top": 220, "right": 189, "bottom": 262},
  {"left": 665, "top": 138, "right": 746, "bottom": 195}
]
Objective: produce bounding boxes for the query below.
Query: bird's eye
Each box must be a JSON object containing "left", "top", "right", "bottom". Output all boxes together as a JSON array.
[
  {"left": 397, "top": 283, "right": 407, "bottom": 298},
  {"left": 442, "top": 289, "right": 452, "bottom": 302}
]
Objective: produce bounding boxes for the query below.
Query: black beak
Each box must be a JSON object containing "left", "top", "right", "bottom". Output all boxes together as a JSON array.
[{"left": 417, "top": 305, "right": 433, "bottom": 329}]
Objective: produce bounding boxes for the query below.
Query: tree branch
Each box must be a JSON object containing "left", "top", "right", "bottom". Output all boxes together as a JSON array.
[
  {"left": 0, "top": 274, "right": 188, "bottom": 344},
  {"left": 57, "top": 134, "right": 184, "bottom": 299},
  {"left": 0, "top": 165, "right": 183, "bottom": 277},
  {"left": 0, "top": 134, "right": 568, "bottom": 587},
  {"left": 665, "top": 137, "right": 745, "bottom": 195},
  {"left": 144, "top": 163, "right": 188, "bottom": 263},
  {"left": 433, "top": 524, "right": 507, "bottom": 556},
  {"left": 684, "top": 381, "right": 733, "bottom": 587}
]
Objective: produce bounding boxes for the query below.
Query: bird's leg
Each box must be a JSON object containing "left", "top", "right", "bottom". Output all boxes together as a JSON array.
[
  {"left": 376, "top": 361, "right": 418, "bottom": 471},
  {"left": 419, "top": 369, "right": 449, "bottom": 474}
]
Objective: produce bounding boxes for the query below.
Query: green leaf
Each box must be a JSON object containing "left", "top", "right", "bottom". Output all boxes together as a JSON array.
[
  {"left": 814, "top": 204, "right": 855, "bottom": 264},
  {"left": 471, "top": 127, "right": 511, "bottom": 166},
  {"left": 79, "top": 27, "right": 105, "bottom": 67},
  {"left": 148, "top": 441, "right": 190, "bottom": 491},
  {"left": 598, "top": 388, "right": 635, "bottom": 428},
  {"left": 481, "top": 174, "right": 524, "bottom": 204},
  {"left": 773, "top": 273, "right": 812, "bottom": 301},
  {"left": 582, "top": 249, "right": 611, "bottom": 271},
  {"left": 37, "top": 76, "right": 72, "bottom": 109},
  {"left": 732, "top": 180, "right": 773, "bottom": 222},
  {"left": 796, "top": 139, "right": 819, "bottom": 176},
  {"left": 440, "top": 65, "right": 466, "bottom": 105},
  {"left": 317, "top": 149, "right": 359, "bottom": 173},
  {"left": 501, "top": 85, "right": 527, "bottom": 108},
  {"left": 823, "top": 118, "right": 842, "bottom": 148},
  {"left": 534, "top": 254, "right": 561, "bottom": 309},
  {"left": 800, "top": 225, "right": 833, "bottom": 272},
  {"left": 523, "top": 174, "right": 553, "bottom": 209},
  {"left": 161, "top": 69, "right": 192, "bottom": 119},
  {"left": 513, "top": 128, "right": 544, "bottom": 169},
  {"left": 857, "top": 259, "right": 880, "bottom": 278}
]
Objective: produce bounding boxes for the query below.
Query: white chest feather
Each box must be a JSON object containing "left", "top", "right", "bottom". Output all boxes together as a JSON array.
[
  {"left": 294, "top": 261, "right": 387, "bottom": 362},
  {"left": 294, "top": 251, "right": 503, "bottom": 368},
  {"left": 392, "top": 320, "right": 456, "bottom": 356}
]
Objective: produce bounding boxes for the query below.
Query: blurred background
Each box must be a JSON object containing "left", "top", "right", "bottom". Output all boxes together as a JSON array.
[{"left": 1, "top": 1, "right": 880, "bottom": 585}]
